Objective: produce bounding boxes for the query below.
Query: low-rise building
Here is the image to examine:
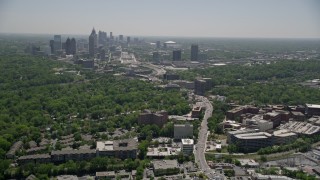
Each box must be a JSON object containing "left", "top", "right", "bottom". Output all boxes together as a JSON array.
[
  {"left": 181, "top": 139, "right": 194, "bottom": 155},
  {"left": 138, "top": 110, "right": 168, "bottom": 127},
  {"left": 230, "top": 132, "right": 272, "bottom": 153},
  {"left": 152, "top": 160, "right": 180, "bottom": 176},
  {"left": 51, "top": 149, "right": 96, "bottom": 162},
  {"left": 174, "top": 124, "right": 193, "bottom": 139},
  {"left": 263, "top": 112, "right": 281, "bottom": 128},
  {"left": 6, "top": 141, "right": 23, "bottom": 159},
  {"left": 17, "top": 154, "right": 51, "bottom": 164},
  {"left": 306, "top": 104, "right": 320, "bottom": 116},
  {"left": 291, "top": 111, "right": 306, "bottom": 121},
  {"left": 280, "top": 121, "right": 320, "bottom": 135},
  {"left": 273, "top": 129, "right": 297, "bottom": 145},
  {"left": 191, "top": 106, "right": 202, "bottom": 118},
  {"left": 96, "top": 138, "right": 138, "bottom": 159}
]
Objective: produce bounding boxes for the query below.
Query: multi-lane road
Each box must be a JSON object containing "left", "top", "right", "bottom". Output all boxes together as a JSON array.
[{"left": 194, "top": 95, "right": 216, "bottom": 179}]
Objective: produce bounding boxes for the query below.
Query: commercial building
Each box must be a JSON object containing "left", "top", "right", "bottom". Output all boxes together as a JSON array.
[
  {"left": 127, "top": 36, "right": 131, "bottom": 43},
  {"left": 76, "top": 59, "right": 94, "bottom": 69},
  {"left": 306, "top": 104, "right": 320, "bottom": 116},
  {"left": 226, "top": 106, "right": 259, "bottom": 120},
  {"left": 53, "top": 35, "right": 62, "bottom": 54},
  {"left": 119, "top": 35, "right": 124, "bottom": 41},
  {"left": 280, "top": 121, "right": 320, "bottom": 135},
  {"left": 152, "top": 52, "right": 160, "bottom": 61},
  {"left": 174, "top": 124, "right": 193, "bottom": 139},
  {"left": 70, "top": 38, "right": 76, "bottom": 55},
  {"left": 232, "top": 132, "right": 272, "bottom": 152},
  {"left": 98, "top": 31, "right": 107, "bottom": 46},
  {"left": 156, "top": 41, "right": 161, "bottom": 48},
  {"left": 65, "top": 38, "right": 71, "bottom": 55},
  {"left": 96, "top": 138, "right": 138, "bottom": 159},
  {"left": 164, "top": 84, "right": 180, "bottom": 91},
  {"left": 263, "top": 112, "right": 282, "bottom": 128},
  {"left": 163, "top": 73, "right": 180, "bottom": 80},
  {"left": 89, "top": 28, "right": 97, "bottom": 57},
  {"left": 172, "top": 50, "right": 181, "bottom": 61},
  {"left": 194, "top": 79, "right": 206, "bottom": 95},
  {"left": 138, "top": 110, "right": 168, "bottom": 127},
  {"left": 181, "top": 139, "right": 194, "bottom": 155},
  {"left": 172, "top": 80, "right": 195, "bottom": 90},
  {"left": 291, "top": 111, "right": 305, "bottom": 121},
  {"left": 192, "top": 106, "right": 202, "bottom": 118},
  {"left": 273, "top": 129, "right": 297, "bottom": 145},
  {"left": 191, "top": 44, "right": 199, "bottom": 61},
  {"left": 152, "top": 160, "right": 180, "bottom": 176}
]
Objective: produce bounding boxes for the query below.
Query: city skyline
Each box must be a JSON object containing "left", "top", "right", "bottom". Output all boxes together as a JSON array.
[{"left": 0, "top": 0, "right": 320, "bottom": 38}]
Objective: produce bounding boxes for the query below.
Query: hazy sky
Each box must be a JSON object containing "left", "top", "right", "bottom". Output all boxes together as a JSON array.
[{"left": 0, "top": 0, "right": 320, "bottom": 38}]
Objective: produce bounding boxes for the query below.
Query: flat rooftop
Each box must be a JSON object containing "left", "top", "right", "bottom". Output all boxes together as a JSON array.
[
  {"left": 182, "top": 139, "right": 194, "bottom": 145},
  {"left": 96, "top": 141, "right": 114, "bottom": 151},
  {"left": 235, "top": 132, "right": 272, "bottom": 140},
  {"left": 306, "top": 104, "right": 320, "bottom": 109},
  {"left": 153, "top": 160, "right": 178, "bottom": 170}
]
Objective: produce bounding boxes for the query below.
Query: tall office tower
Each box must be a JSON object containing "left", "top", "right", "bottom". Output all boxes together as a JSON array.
[
  {"left": 70, "top": 38, "right": 76, "bottom": 55},
  {"left": 153, "top": 52, "right": 160, "bottom": 61},
  {"left": 156, "top": 41, "right": 161, "bottom": 49},
  {"left": 127, "top": 36, "right": 131, "bottom": 43},
  {"left": 110, "top": 32, "right": 113, "bottom": 40},
  {"left": 119, "top": 35, "right": 123, "bottom": 41},
  {"left": 53, "top": 35, "right": 62, "bottom": 53},
  {"left": 134, "top": 37, "right": 139, "bottom": 43},
  {"left": 65, "top": 38, "right": 71, "bottom": 55},
  {"left": 194, "top": 79, "right": 206, "bottom": 95},
  {"left": 98, "top": 31, "right": 107, "bottom": 46},
  {"left": 191, "top": 44, "right": 199, "bottom": 61},
  {"left": 49, "top": 40, "right": 54, "bottom": 54},
  {"left": 89, "top": 28, "right": 97, "bottom": 57},
  {"left": 100, "top": 49, "right": 106, "bottom": 60},
  {"left": 172, "top": 50, "right": 182, "bottom": 61}
]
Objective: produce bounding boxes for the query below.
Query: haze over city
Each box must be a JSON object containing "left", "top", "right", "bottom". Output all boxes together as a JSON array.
[{"left": 0, "top": 0, "right": 320, "bottom": 38}]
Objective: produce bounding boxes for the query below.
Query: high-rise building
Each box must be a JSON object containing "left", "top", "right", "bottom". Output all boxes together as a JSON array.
[
  {"left": 49, "top": 40, "right": 54, "bottom": 54},
  {"left": 65, "top": 38, "right": 71, "bottom": 55},
  {"left": 110, "top": 32, "right": 113, "bottom": 40},
  {"left": 119, "top": 35, "right": 123, "bottom": 41},
  {"left": 191, "top": 44, "right": 199, "bottom": 61},
  {"left": 89, "top": 28, "right": 97, "bottom": 57},
  {"left": 194, "top": 79, "right": 206, "bottom": 95},
  {"left": 127, "top": 36, "right": 131, "bottom": 43},
  {"left": 152, "top": 52, "right": 160, "bottom": 61},
  {"left": 98, "top": 31, "right": 107, "bottom": 46},
  {"left": 70, "top": 38, "right": 76, "bottom": 55},
  {"left": 53, "top": 35, "right": 62, "bottom": 54},
  {"left": 156, "top": 41, "right": 161, "bottom": 49},
  {"left": 174, "top": 124, "right": 193, "bottom": 139},
  {"left": 172, "top": 50, "right": 181, "bottom": 61}
]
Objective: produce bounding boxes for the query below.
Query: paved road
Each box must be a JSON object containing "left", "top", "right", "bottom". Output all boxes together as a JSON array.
[{"left": 194, "top": 95, "right": 216, "bottom": 179}]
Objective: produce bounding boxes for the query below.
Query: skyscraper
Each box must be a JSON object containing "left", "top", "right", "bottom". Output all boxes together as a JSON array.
[
  {"left": 173, "top": 50, "right": 182, "bottom": 61},
  {"left": 191, "top": 44, "right": 199, "bottom": 61},
  {"left": 49, "top": 40, "right": 54, "bottom": 54},
  {"left": 110, "top": 32, "right": 113, "bottom": 40},
  {"left": 89, "top": 28, "right": 97, "bottom": 57},
  {"left": 70, "top": 38, "right": 76, "bottom": 55},
  {"left": 53, "top": 35, "right": 61, "bottom": 54},
  {"left": 156, "top": 41, "right": 161, "bottom": 49},
  {"left": 98, "top": 31, "right": 107, "bottom": 46},
  {"left": 119, "top": 35, "right": 123, "bottom": 41},
  {"left": 127, "top": 36, "right": 131, "bottom": 43},
  {"left": 65, "top": 38, "right": 71, "bottom": 55}
]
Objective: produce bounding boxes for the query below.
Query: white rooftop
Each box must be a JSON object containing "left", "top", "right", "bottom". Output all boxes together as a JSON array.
[
  {"left": 96, "top": 141, "right": 114, "bottom": 151},
  {"left": 306, "top": 104, "right": 320, "bottom": 109},
  {"left": 182, "top": 139, "right": 194, "bottom": 145}
]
